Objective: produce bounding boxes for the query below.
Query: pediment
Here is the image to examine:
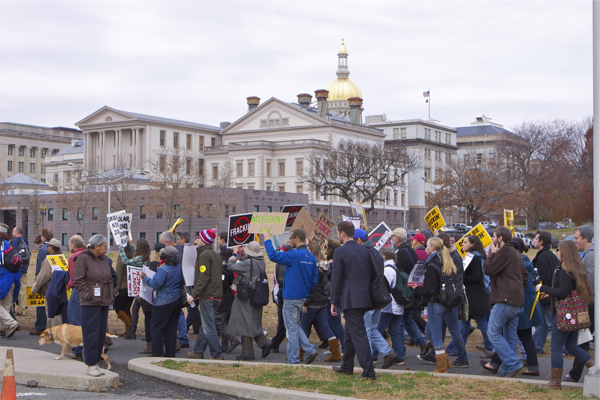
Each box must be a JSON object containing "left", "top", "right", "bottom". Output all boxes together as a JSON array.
[{"left": 76, "top": 106, "right": 137, "bottom": 127}]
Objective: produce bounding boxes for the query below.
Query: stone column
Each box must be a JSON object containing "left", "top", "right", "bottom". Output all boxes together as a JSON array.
[
  {"left": 100, "top": 131, "right": 105, "bottom": 170},
  {"left": 116, "top": 129, "right": 121, "bottom": 168},
  {"left": 133, "top": 128, "right": 138, "bottom": 168}
]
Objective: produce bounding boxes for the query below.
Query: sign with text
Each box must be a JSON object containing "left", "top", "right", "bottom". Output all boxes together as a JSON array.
[
  {"left": 311, "top": 214, "right": 335, "bottom": 245},
  {"left": 107, "top": 210, "right": 133, "bottom": 246},
  {"left": 369, "top": 222, "right": 392, "bottom": 250},
  {"left": 227, "top": 213, "right": 253, "bottom": 247},
  {"left": 456, "top": 223, "right": 493, "bottom": 258},
  {"left": 424, "top": 206, "right": 446, "bottom": 232},
  {"left": 407, "top": 262, "right": 426, "bottom": 288},
  {"left": 350, "top": 202, "right": 367, "bottom": 228},
  {"left": 281, "top": 205, "right": 305, "bottom": 227},
  {"left": 47, "top": 254, "right": 68, "bottom": 272},
  {"left": 140, "top": 265, "right": 155, "bottom": 305},
  {"left": 504, "top": 209, "right": 515, "bottom": 237},
  {"left": 248, "top": 212, "right": 288, "bottom": 235},
  {"left": 290, "top": 208, "right": 315, "bottom": 237},
  {"left": 341, "top": 215, "right": 361, "bottom": 230},
  {"left": 127, "top": 266, "right": 143, "bottom": 297},
  {"left": 26, "top": 286, "right": 45, "bottom": 307}
]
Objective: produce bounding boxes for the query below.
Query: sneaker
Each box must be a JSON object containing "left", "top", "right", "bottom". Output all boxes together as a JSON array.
[
  {"left": 305, "top": 351, "right": 318, "bottom": 364},
  {"left": 261, "top": 342, "right": 271, "bottom": 358},
  {"left": 383, "top": 350, "right": 398, "bottom": 369},
  {"left": 417, "top": 352, "right": 436, "bottom": 364},
  {"left": 86, "top": 365, "right": 101, "bottom": 377},
  {"left": 420, "top": 341, "right": 433, "bottom": 358},
  {"left": 97, "top": 366, "right": 106, "bottom": 375},
  {"left": 226, "top": 337, "right": 241, "bottom": 354},
  {"left": 322, "top": 350, "right": 332, "bottom": 356},
  {"left": 505, "top": 365, "right": 526, "bottom": 378},
  {"left": 186, "top": 352, "right": 204, "bottom": 359},
  {"left": 319, "top": 340, "right": 329, "bottom": 348},
  {"left": 210, "top": 355, "right": 224, "bottom": 360},
  {"left": 29, "top": 328, "right": 43, "bottom": 336},
  {"left": 395, "top": 358, "right": 405, "bottom": 366},
  {"left": 0, "top": 331, "right": 6, "bottom": 338},
  {"left": 480, "top": 349, "right": 494, "bottom": 358},
  {"left": 6, "top": 325, "right": 19, "bottom": 339},
  {"left": 180, "top": 343, "right": 190, "bottom": 348},
  {"left": 453, "top": 359, "right": 469, "bottom": 368}
]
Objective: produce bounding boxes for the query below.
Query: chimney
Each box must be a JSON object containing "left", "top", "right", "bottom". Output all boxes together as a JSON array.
[
  {"left": 348, "top": 97, "right": 363, "bottom": 125},
  {"left": 246, "top": 96, "right": 260, "bottom": 113},
  {"left": 220, "top": 121, "right": 231, "bottom": 129},
  {"left": 297, "top": 93, "right": 312, "bottom": 108},
  {"left": 314, "top": 89, "right": 329, "bottom": 119}
]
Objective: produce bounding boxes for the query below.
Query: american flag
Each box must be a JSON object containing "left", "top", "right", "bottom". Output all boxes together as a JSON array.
[{"left": 423, "top": 91, "right": 430, "bottom": 97}]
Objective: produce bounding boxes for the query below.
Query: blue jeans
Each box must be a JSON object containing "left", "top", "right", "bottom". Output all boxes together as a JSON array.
[
  {"left": 487, "top": 303, "right": 523, "bottom": 376},
  {"left": 377, "top": 312, "right": 404, "bottom": 358},
  {"left": 550, "top": 316, "right": 592, "bottom": 369},
  {"left": 404, "top": 310, "right": 428, "bottom": 349},
  {"left": 283, "top": 299, "right": 315, "bottom": 364},
  {"left": 533, "top": 304, "right": 552, "bottom": 352},
  {"left": 364, "top": 309, "right": 391, "bottom": 358},
  {"left": 177, "top": 310, "right": 189, "bottom": 346},
  {"left": 300, "top": 306, "right": 334, "bottom": 339},
  {"left": 193, "top": 299, "right": 222, "bottom": 358},
  {"left": 67, "top": 288, "right": 83, "bottom": 355},
  {"left": 327, "top": 301, "right": 345, "bottom": 348},
  {"left": 447, "top": 313, "right": 492, "bottom": 354},
  {"left": 426, "top": 303, "right": 468, "bottom": 362}
]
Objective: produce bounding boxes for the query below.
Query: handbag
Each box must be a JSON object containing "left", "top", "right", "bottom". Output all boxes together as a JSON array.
[
  {"left": 250, "top": 263, "right": 270, "bottom": 307},
  {"left": 556, "top": 289, "right": 591, "bottom": 332},
  {"left": 367, "top": 247, "right": 392, "bottom": 310},
  {"left": 236, "top": 260, "right": 254, "bottom": 301}
]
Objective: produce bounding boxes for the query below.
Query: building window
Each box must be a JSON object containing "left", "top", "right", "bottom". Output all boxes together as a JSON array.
[
  {"left": 173, "top": 132, "right": 179, "bottom": 148},
  {"left": 18, "top": 146, "right": 24, "bottom": 156},
  {"left": 7, "top": 145, "right": 13, "bottom": 155},
  {"left": 254, "top": 205, "right": 260, "bottom": 212},
  {"left": 435, "top": 151, "right": 441, "bottom": 161},
  {"left": 7, "top": 161, "right": 12, "bottom": 172},
  {"left": 140, "top": 206, "right": 146, "bottom": 219},
  {"left": 66, "top": 171, "right": 71, "bottom": 183},
  {"left": 394, "top": 191, "right": 398, "bottom": 206},
  {"left": 48, "top": 208, "right": 54, "bottom": 221},
  {"left": 236, "top": 162, "right": 243, "bottom": 178},
  {"left": 489, "top": 151, "right": 496, "bottom": 160},
  {"left": 62, "top": 208, "right": 68, "bottom": 220},
  {"left": 159, "top": 156, "right": 166, "bottom": 172},
  {"left": 139, "top": 232, "right": 146, "bottom": 239},
  {"left": 52, "top": 149, "right": 59, "bottom": 155},
  {"left": 159, "top": 130, "right": 166, "bottom": 147},
  {"left": 477, "top": 153, "right": 483, "bottom": 164},
  {"left": 212, "top": 165, "right": 219, "bottom": 180},
  {"left": 186, "top": 134, "right": 192, "bottom": 150},
  {"left": 425, "top": 167, "right": 431, "bottom": 182},
  {"left": 62, "top": 233, "right": 68, "bottom": 246},
  {"left": 92, "top": 207, "right": 98, "bottom": 220},
  {"left": 424, "top": 128, "right": 431, "bottom": 140},
  {"left": 211, "top": 138, "right": 216, "bottom": 147},
  {"left": 401, "top": 193, "right": 405, "bottom": 206},
  {"left": 464, "top": 154, "right": 469, "bottom": 162},
  {"left": 199, "top": 136, "right": 204, "bottom": 151},
  {"left": 41, "top": 164, "right": 46, "bottom": 174},
  {"left": 267, "top": 206, "right": 272, "bottom": 212},
  {"left": 296, "top": 185, "right": 303, "bottom": 194},
  {"left": 41, "top": 148, "right": 46, "bottom": 158},
  {"left": 445, "top": 133, "right": 451, "bottom": 145},
  {"left": 156, "top": 232, "right": 161, "bottom": 243},
  {"left": 401, "top": 127, "right": 407, "bottom": 139},
  {"left": 77, "top": 209, "right": 83, "bottom": 220},
  {"left": 266, "top": 161, "right": 271, "bottom": 177},
  {"left": 278, "top": 185, "right": 285, "bottom": 192},
  {"left": 278, "top": 161, "right": 285, "bottom": 177},
  {"left": 393, "top": 128, "right": 399, "bottom": 139},
  {"left": 186, "top": 158, "right": 192, "bottom": 175},
  {"left": 174, "top": 204, "right": 181, "bottom": 218},
  {"left": 18, "top": 162, "right": 24, "bottom": 173},
  {"left": 296, "top": 160, "right": 303, "bottom": 176},
  {"left": 435, "top": 131, "right": 441, "bottom": 142},
  {"left": 445, "top": 153, "right": 451, "bottom": 163},
  {"left": 248, "top": 161, "right": 255, "bottom": 177},
  {"left": 436, "top": 168, "right": 442, "bottom": 181},
  {"left": 157, "top": 209, "right": 163, "bottom": 219},
  {"left": 198, "top": 159, "right": 204, "bottom": 176},
  {"left": 29, "top": 148, "right": 35, "bottom": 157},
  {"left": 40, "top": 178, "right": 45, "bottom": 183},
  {"left": 424, "top": 149, "right": 431, "bottom": 160}
]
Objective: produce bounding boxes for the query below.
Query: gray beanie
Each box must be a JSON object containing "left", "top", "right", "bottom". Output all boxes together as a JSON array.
[{"left": 576, "top": 225, "right": 594, "bottom": 242}]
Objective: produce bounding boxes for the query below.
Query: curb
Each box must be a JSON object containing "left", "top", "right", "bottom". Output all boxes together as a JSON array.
[{"left": 128, "top": 357, "right": 584, "bottom": 399}]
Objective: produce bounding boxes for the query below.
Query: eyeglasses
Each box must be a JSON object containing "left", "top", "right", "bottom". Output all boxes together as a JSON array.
[{"left": 557, "top": 248, "right": 560, "bottom": 252}]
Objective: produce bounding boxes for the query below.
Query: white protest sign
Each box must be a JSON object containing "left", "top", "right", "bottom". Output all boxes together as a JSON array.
[
  {"left": 139, "top": 265, "right": 155, "bottom": 305},
  {"left": 182, "top": 246, "right": 197, "bottom": 287},
  {"left": 107, "top": 210, "right": 126, "bottom": 245},
  {"left": 407, "top": 262, "right": 427, "bottom": 288},
  {"left": 127, "top": 266, "right": 143, "bottom": 297}
]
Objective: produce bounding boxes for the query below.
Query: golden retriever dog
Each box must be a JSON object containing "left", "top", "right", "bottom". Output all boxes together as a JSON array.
[{"left": 37, "top": 323, "right": 117, "bottom": 370}]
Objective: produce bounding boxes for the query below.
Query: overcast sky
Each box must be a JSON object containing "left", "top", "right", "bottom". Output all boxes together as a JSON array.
[{"left": 0, "top": 1, "right": 593, "bottom": 131}]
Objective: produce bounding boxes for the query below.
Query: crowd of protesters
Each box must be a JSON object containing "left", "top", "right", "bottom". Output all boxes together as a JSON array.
[{"left": 0, "top": 220, "right": 595, "bottom": 386}]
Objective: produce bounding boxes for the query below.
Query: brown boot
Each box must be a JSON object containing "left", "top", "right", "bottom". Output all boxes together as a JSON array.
[
  {"left": 543, "top": 368, "right": 562, "bottom": 390},
  {"left": 433, "top": 353, "right": 448, "bottom": 373},
  {"left": 324, "top": 339, "right": 341, "bottom": 362},
  {"left": 446, "top": 353, "right": 452, "bottom": 370},
  {"left": 117, "top": 311, "right": 129, "bottom": 336},
  {"left": 584, "top": 358, "right": 595, "bottom": 369},
  {"left": 123, "top": 314, "right": 132, "bottom": 337},
  {"left": 139, "top": 342, "right": 153, "bottom": 354},
  {"left": 299, "top": 348, "right": 304, "bottom": 362}
]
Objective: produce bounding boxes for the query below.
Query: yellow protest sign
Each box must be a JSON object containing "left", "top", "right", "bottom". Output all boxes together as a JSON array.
[
  {"left": 47, "top": 254, "right": 68, "bottom": 271},
  {"left": 169, "top": 218, "right": 184, "bottom": 233},
  {"left": 504, "top": 209, "right": 515, "bottom": 236},
  {"left": 456, "top": 223, "right": 493, "bottom": 258},
  {"left": 26, "top": 286, "right": 45, "bottom": 307},
  {"left": 424, "top": 206, "right": 446, "bottom": 232},
  {"left": 248, "top": 212, "right": 288, "bottom": 235}
]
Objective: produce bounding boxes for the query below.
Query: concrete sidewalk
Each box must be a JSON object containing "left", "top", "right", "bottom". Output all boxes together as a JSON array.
[{"left": 0, "top": 346, "right": 119, "bottom": 391}]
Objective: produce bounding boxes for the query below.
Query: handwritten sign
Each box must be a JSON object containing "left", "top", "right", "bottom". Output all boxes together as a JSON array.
[
  {"left": 127, "top": 266, "right": 143, "bottom": 297},
  {"left": 26, "top": 286, "right": 45, "bottom": 307},
  {"left": 47, "top": 254, "right": 68, "bottom": 272},
  {"left": 290, "top": 208, "right": 315, "bottom": 237},
  {"left": 227, "top": 213, "right": 253, "bottom": 247},
  {"left": 407, "top": 261, "right": 426, "bottom": 288},
  {"left": 424, "top": 206, "right": 446, "bottom": 232},
  {"left": 369, "top": 222, "right": 392, "bottom": 250},
  {"left": 456, "top": 223, "right": 493, "bottom": 258},
  {"left": 311, "top": 214, "right": 335, "bottom": 245},
  {"left": 504, "top": 209, "right": 515, "bottom": 236},
  {"left": 248, "top": 212, "right": 288, "bottom": 235},
  {"left": 108, "top": 210, "right": 132, "bottom": 246},
  {"left": 281, "top": 205, "right": 305, "bottom": 227}
]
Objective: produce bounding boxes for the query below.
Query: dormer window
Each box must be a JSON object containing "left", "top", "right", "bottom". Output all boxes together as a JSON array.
[{"left": 260, "top": 111, "right": 289, "bottom": 128}]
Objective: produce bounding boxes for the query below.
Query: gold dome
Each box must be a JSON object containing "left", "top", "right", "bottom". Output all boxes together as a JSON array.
[
  {"left": 327, "top": 77, "right": 362, "bottom": 101},
  {"left": 338, "top": 42, "right": 348, "bottom": 54}
]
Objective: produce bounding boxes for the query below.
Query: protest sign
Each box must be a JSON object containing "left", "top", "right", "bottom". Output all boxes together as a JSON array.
[
  {"left": 47, "top": 254, "right": 68, "bottom": 272},
  {"left": 369, "top": 222, "right": 392, "bottom": 250},
  {"left": 127, "top": 266, "right": 143, "bottom": 297},
  {"left": 139, "top": 265, "right": 155, "bottom": 305},
  {"left": 281, "top": 205, "right": 305, "bottom": 227},
  {"left": 504, "top": 209, "right": 515, "bottom": 236},
  {"left": 227, "top": 213, "right": 253, "bottom": 247},
  {"left": 169, "top": 218, "right": 184, "bottom": 233},
  {"left": 407, "top": 262, "right": 427, "bottom": 288},
  {"left": 248, "top": 212, "right": 288, "bottom": 235},
  {"left": 424, "top": 206, "right": 446, "bottom": 232},
  {"left": 456, "top": 223, "right": 493, "bottom": 258},
  {"left": 26, "top": 286, "right": 45, "bottom": 307},
  {"left": 311, "top": 214, "right": 335, "bottom": 245},
  {"left": 107, "top": 210, "right": 132, "bottom": 246},
  {"left": 290, "top": 208, "right": 315, "bottom": 236},
  {"left": 351, "top": 202, "right": 367, "bottom": 228},
  {"left": 182, "top": 245, "right": 198, "bottom": 286},
  {"left": 341, "top": 215, "right": 361, "bottom": 230}
]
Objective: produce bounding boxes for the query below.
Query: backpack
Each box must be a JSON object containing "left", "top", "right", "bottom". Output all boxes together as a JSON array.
[
  {"left": 250, "top": 260, "right": 270, "bottom": 307},
  {"left": 430, "top": 263, "right": 464, "bottom": 309},
  {"left": 385, "top": 264, "right": 414, "bottom": 305},
  {"left": 1, "top": 241, "right": 23, "bottom": 273},
  {"left": 367, "top": 246, "right": 392, "bottom": 310},
  {"left": 17, "top": 238, "right": 31, "bottom": 262}
]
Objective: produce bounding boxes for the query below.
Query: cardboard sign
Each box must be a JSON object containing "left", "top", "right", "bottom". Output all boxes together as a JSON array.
[
  {"left": 248, "top": 212, "right": 288, "bottom": 235},
  {"left": 424, "top": 206, "right": 446, "bottom": 232},
  {"left": 127, "top": 266, "right": 143, "bottom": 297},
  {"left": 26, "top": 286, "right": 45, "bottom": 307},
  {"left": 350, "top": 202, "right": 367, "bottom": 228},
  {"left": 290, "top": 208, "right": 315, "bottom": 237},
  {"left": 108, "top": 210, "right": 132, "bottom": 246},
  {"left": 281, "top": 205, "right": 305, "bottom": 227},
  {"left": 227, "top": 213, "right": 253, "bottom": 247},
  {"left": 407, "top": 261, "right": 426, "bottom": 288},
  {"left": 456, "top": 223, "right": 493, "bottom": 258},
  {"left": 181, "top": 245, "right": 198, "bottom": 287},
  {"left": 47, "top": 254, "right": 68, "bottom": 272},
  {"left": 139, "top": 265, "right": 155, "bottom": 305},
  {"left": 369, "top": 222, "right": 392, "bottom": 250},
  {"left": 504, "top": 209, "right": 515, "bottom": 236},
  {"left": 311, "top": 214, "right": 335, "bottom": 245}
]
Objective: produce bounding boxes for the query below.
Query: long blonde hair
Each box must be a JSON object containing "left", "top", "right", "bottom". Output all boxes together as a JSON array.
[{"left": 428, "top": 237, "right": 456, "bottom": 276}]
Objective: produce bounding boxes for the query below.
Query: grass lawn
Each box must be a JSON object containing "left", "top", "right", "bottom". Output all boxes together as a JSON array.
[{"left": 156, "top": 360, "right": 586, "bottom": 400}]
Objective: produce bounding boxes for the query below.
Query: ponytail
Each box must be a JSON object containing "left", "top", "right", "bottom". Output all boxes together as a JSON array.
[{"left": 441, "top": 247, "right": 456, "bottom": 276}]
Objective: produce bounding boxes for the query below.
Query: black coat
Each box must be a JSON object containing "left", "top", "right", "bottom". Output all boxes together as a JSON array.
[
  {"left": 532, "top": 248, "right": 559, "bottom": 305},
  {"left": 463, "top": 253, "right": 491, "bottom": 316},
  {"left": 331, "top": 240, "right": 374, "bottom": 311}
]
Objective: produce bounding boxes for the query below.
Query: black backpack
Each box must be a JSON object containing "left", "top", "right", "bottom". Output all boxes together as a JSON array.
[
  {"left": 250, "top": 260, "right": 270, "bottom": 307},
  {"left": 385, "top": 264, "right": 415, "bottom": 305},
  {"left": 1, "top": 241, "right": 23, "bottom": 273},
  {"left": 430, "top": 263, "right": 464, "bottom": 309},
  {"left": 17, "top": 238, "right": 31, "bottom": 262}
]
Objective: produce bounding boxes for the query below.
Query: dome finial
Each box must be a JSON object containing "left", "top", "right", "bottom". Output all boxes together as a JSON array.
[{"left": 338, "top": 39, "right": 347, "bottom": 55}]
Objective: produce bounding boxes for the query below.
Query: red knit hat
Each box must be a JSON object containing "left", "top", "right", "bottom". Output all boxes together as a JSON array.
[{"left": 199, "top": 228, "right": 217, "bottom": 244}]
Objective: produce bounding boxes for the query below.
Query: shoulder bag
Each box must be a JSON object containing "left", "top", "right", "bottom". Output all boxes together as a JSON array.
[
  {"left": 367, "top": 247, "right": 392, "bottom": 310},
  {"left": 556, "top": 289, "right": 591, "bottom": 332}
]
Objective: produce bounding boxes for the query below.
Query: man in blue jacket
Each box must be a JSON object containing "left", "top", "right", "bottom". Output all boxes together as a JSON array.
[
  {"left": 0, "top": 223, "right": 21, "bottom": 338},
  {"left": 10, "top": 226, "right": 29, "bottom": 315},
  {"left": 264, "top": 229, "right": 318, "bottom": 364}
]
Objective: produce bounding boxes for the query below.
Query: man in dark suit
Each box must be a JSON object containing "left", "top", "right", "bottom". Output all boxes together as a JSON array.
[{"left": 330, "top": 221, "right": 376, "bottom": 380}]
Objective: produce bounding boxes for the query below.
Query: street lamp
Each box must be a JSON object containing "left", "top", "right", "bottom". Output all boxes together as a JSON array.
[
  {"left": 68, "top": 163, "right": 149, "bottom": 253},
  {"left": 404, "top": 176, "right": 427, "bottom": 229}
]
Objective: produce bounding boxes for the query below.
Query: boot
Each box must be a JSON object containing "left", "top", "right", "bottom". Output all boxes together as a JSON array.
[
  {"left": 446, "top": 353, "right": 452, "bottom": 370},
  {"left": 543, "top": 368, "right": 562, "bottom": 390},
  {"left": 433, "top": 353, "right": 448, "bottom": 373},
  {"left": 584, "top": 358, "right": 595, "bottom": 369},
  {"left": 124, "top": 324, "right": 137, "bottom": 340},
  {"left": 324, "top": 339, "right": 341, "bottom": 362},
  {"left": 139, "top": 342, "right": 153, "bottom": 354},
  {"left": 299, "top": 348, "right": 304, "bottom": 362},
  {"left": 117, "top": 311, "right": 129, "bottom": 336},
  {"left": 176, "top": 340, "right": 181, "bottom": 352}
]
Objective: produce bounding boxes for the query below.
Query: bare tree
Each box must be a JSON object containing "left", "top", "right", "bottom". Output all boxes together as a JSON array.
[
  {"left": 55, "top": 171, "right": 95, "bottom": 237},
  {"left": 95, "top": 156, "right": 146, "bottom": 214},
  {"left": 16, "top": 189, "right": 45, "bottom": 235}
]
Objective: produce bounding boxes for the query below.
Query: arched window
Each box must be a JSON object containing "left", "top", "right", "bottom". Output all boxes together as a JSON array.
[{"left": 105, "top": 116, "right": 113, "bottom": 122}]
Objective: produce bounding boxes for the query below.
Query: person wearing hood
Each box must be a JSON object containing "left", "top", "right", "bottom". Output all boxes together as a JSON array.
[
  {"left": 73, "top": 234, "right": 115, "bottom": 377},
  {"left": 482, "top": 227, "right": 528, "bottom": 378}
]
